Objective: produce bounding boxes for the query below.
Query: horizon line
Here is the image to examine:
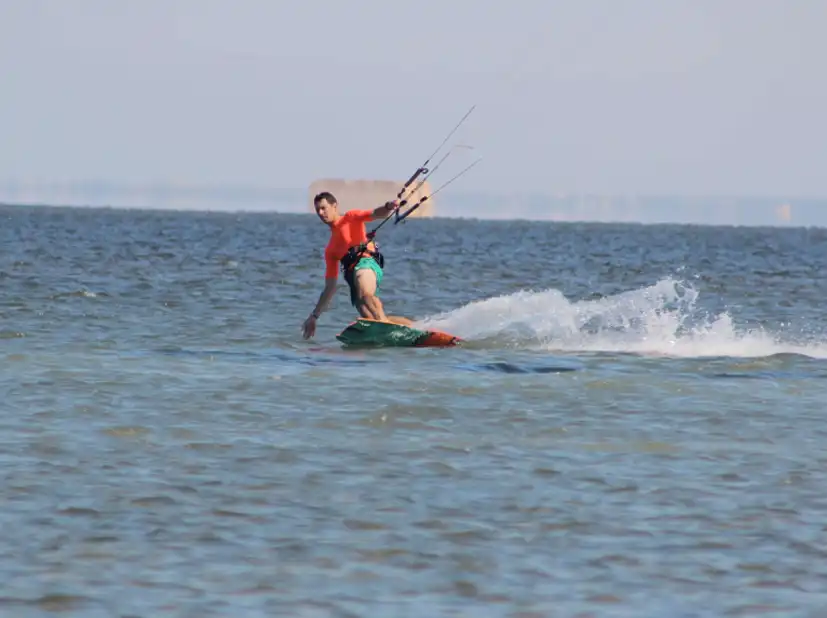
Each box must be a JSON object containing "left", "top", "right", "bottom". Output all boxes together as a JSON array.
[
  {"left": 2, "top": 200, "right": 823, "bottom": 230},
  {"left": 1, "top": 179, "right": 826, "bottom": 202}
]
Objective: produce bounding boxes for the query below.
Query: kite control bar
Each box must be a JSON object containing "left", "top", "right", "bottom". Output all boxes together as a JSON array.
[{"left": 368, "top": 105, "right": 480, "bottom": 239}]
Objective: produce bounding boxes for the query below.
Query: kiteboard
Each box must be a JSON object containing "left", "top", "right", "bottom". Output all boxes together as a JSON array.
[{"left": 336, "top": 318, "right": 461, "bottom": 348}]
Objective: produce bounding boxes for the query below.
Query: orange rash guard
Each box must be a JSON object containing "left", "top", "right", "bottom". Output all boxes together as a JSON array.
[{"left": 323, "top": 209, "right": 375, "bottom": 279}]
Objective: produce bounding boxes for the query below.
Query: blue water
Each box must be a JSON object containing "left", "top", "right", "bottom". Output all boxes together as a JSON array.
[{"left": 3, "top": 204, "right": 827, "bottom": 617}]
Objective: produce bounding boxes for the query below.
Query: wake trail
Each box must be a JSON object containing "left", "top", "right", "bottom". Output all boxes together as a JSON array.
[{"left": 415, "top": 278, "right": 827, "bottom": 359}]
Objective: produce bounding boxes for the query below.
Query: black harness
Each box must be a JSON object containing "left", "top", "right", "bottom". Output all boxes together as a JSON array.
[{"left": 339, "top": 243, "right": 384, "bottom": 274}]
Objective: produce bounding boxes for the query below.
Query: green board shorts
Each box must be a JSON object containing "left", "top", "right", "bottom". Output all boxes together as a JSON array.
[{"left": 346, "top": 256, "right": 383, "bottom": 307}]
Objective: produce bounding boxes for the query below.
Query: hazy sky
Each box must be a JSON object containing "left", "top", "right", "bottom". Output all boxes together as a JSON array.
[{"left": 2, "top": 0, "right": 825, "bottom": 198}]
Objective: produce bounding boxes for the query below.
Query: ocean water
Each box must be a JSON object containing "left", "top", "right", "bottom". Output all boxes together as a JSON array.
[{"left": 2, "top": 204, "right": 827, "bottom": 617}]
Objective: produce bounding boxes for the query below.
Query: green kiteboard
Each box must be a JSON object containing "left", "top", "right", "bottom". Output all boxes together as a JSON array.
[{"left": 335, "top": 318, "right": 461, "bottom": 348}]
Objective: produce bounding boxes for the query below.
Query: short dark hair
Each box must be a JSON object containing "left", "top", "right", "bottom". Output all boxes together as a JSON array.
[{"left": 313, "top": 191, "right": 337, "bottom": 206}]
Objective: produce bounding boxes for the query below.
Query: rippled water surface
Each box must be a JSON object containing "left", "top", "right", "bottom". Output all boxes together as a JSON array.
[{"left": 3, "top": 204, "right": 827, "bottom": 617}]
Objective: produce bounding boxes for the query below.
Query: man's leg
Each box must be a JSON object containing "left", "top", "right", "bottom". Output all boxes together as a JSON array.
[
  {"left": 350, "top": 259, "right": 414, "bottom": 325},
  {"left": 352, "top": 268, "right": 387, "bottom": 320}
]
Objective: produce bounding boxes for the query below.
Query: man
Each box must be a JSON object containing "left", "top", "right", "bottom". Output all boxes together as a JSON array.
[{"left": 302, "top": 191, "right": 414, "bottom": 340}]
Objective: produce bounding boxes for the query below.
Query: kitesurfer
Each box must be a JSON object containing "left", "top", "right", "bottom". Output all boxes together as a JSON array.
[{"left": 302, "top": 191, "right": 413, "bottom": 340}]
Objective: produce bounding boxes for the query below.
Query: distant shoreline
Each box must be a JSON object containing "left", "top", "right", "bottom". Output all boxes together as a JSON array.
[{"left": 3, "top": 198, "right": 825, "bottom": 229}]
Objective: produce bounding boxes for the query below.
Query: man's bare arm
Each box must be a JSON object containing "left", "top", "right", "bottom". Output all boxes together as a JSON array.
[
  {"left": 302, "top": 277, "right": 338, "bottom": 339},
  {"left": 370, "top": 200, "right": 399, "bottom": 220},
  {"left": 311, "top": 277, "right": 337, "bottom": 318}
]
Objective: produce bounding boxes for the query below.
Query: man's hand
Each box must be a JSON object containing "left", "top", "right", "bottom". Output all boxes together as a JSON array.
[
  {"left": 305, "top": 279, "right": 336, "bottom": 340},
  {"left": 372, "top": 200, "right": 400, "bottom": 219},
  {"left": 302, "top": 314, "right": 317, "bottom": 340}
]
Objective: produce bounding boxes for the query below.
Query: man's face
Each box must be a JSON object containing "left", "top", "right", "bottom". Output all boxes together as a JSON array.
[{"left": 314, "top": 198, "right": 338, "bottom": 224}]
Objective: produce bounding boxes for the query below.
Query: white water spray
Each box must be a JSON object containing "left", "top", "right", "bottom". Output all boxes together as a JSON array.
[{"left": 416, "top": 278, "right": 827, "bottom": 359}]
